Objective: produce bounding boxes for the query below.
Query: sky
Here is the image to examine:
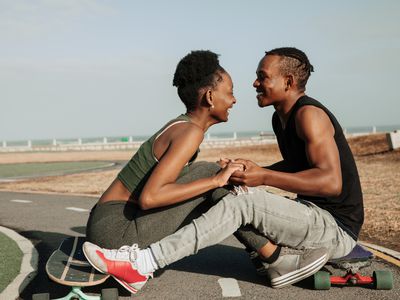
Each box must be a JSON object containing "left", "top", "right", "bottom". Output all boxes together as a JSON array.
[{"left": 1, "top": 0, "right": 399, "bottom": 141}]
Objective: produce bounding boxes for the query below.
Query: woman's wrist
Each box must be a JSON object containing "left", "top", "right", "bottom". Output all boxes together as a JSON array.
[{"left": 211, "top": 175, "right": 223, "bottom": 188}]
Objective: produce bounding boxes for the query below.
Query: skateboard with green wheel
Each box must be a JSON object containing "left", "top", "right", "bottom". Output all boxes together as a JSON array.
[
  {"left": 314, "top": 244, "right": 393, "bottom": 290},
  {"left": 32, "top": 237, "right": 118, "bottom": 300}
]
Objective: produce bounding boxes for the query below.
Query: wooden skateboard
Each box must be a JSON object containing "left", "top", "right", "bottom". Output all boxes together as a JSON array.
[
  {"left": 314, "top": 244, "right": 393, "bottom": 290},
  {"left": 32, "top": 237, "right": 118, "bottom": 300}
]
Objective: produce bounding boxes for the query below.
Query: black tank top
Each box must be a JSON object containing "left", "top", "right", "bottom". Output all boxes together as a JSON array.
[{"left": 272, "top": 95, "right": 364, "bottom": 240}]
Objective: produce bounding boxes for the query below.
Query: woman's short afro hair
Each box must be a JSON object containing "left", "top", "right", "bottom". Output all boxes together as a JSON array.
[{"left": 173, "top": 50, "right": 225, "bottom": 111}]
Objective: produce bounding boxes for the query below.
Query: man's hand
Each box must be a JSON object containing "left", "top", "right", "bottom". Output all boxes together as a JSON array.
[{"left": 229, "top": 159, "right": 267, "bottom": 187}]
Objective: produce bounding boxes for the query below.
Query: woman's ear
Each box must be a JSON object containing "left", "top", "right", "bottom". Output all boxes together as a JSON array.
[{"left": 206, "top": 90, "right": 214, "bottom": 109}]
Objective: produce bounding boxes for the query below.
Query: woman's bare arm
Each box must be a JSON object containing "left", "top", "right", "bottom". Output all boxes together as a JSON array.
[{"left": 139, "top": 123, "right": 242, "bottom": 210}]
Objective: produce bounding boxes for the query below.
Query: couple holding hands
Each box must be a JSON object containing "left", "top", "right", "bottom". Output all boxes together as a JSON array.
[{"left": 82, "top": 48, "right": 363, "bottom": 294}]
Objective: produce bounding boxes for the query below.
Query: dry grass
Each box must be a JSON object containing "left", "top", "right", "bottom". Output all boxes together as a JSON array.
[{"left": 0, "top": 133, "right": 399, "bottom": 251}]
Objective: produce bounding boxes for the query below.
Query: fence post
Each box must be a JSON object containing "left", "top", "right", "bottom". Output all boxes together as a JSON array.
[
  {"left": 52, "top": 139, "right": 57, "bottom": 146},
  {"left": 2, "top": 141, "right": 6, "bottom": 148},
  {"left": 27, "top": 140, "right": 32, "bottom": 148},
  {"left": 387, "top": 130, "right": 400, "bottom": 150},
  {"left": 103, "top": 137, "right": 107, "bottom": 144},
  {"left": 78, "top": 138, "right": 82, "bottom": 145}
]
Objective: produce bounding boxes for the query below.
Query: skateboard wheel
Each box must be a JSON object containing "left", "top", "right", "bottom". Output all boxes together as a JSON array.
[
  {"left": 32, "top": 293, "right": 50, "bottom": 300},
  {"left": 373, "top": 270, "right": 393, "bottom": 290},
  {"left": 314, "top": 271, "right": 331, "bottom": 290},
  {"left": 101, "top": 288, "right": 119, "bottom": 300}
]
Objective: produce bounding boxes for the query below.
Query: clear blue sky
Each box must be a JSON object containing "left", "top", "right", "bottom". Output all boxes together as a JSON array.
[{"left": 1, "top": 0, "right": 399, "bottom": 140}]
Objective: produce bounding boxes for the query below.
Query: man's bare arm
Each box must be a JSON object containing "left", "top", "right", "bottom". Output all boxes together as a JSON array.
[{"left": 230, "top": 106, "right": 342, "bottom": 197}]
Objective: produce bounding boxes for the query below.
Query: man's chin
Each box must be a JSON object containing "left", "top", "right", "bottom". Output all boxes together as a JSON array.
[{"left": 257, "top": 99, "right": 269, "bottom": 107}]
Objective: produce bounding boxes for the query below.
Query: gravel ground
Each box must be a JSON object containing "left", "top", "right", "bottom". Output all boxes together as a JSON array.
[{"left": 0, "top": 133, "right": 398, "bottom": 251}]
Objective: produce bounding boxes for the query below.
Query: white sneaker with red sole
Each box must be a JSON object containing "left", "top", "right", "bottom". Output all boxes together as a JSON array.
[{"left": 82, "top": 241, "right": 152, "bottom": 294}]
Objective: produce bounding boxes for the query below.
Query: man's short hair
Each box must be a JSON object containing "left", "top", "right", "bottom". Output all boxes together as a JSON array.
[{"left": 265, "top": 47, "right": 314, "bottom": 92}]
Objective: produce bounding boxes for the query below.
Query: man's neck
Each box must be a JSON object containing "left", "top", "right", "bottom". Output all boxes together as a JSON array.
[{"left": 274, "top": 92, "right": 306, "bottom": 128}]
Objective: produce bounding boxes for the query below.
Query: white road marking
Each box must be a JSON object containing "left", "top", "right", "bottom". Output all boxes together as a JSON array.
[
  {"left": 11, "top": 200, "right": 32, "bottom": 203},
  {"left": 66, "top": 207, "right": 89, "bottom": 212},
  {"left": 218, "top": 278, "right": 242, "bottom": 297}
]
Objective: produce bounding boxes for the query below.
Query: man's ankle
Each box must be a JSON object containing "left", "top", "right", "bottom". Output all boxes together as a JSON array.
[{"left": 260, "top": 246, "right": 281, "bottom": 264}]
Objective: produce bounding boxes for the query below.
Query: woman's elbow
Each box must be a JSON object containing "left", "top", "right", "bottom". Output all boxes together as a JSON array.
[{"left": 138, "top": 194, "right": 154, "bottom": 210}]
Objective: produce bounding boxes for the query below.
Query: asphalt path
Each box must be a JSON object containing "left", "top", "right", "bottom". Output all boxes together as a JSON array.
[{"left": 0, "top": 191, "right": 399, "bottom": 299}]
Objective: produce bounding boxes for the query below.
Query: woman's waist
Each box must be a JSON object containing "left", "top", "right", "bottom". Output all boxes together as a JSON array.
[{"left": 98, "top": 178, "right": 138, "bottom": 205}]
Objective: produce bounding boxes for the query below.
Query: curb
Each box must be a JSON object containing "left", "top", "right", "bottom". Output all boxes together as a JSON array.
[
  {"left": 0, "top": 226, "right": 38, "bottom": 300},
  {"left": 359, "top": 241, "right": 400, "bottom": 267}
]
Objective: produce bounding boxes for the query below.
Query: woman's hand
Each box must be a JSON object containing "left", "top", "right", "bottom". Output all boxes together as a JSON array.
[
  {"left": 217, "top": 157, "right": 231, "bottom": 168},
  {"left": 213, "top": 162, "right": 244, "bottom": 187}
]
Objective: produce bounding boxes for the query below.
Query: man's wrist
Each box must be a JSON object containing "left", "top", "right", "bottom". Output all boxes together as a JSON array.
[{"left": 261, "top": 169, "right": 270, "bottom": 186}]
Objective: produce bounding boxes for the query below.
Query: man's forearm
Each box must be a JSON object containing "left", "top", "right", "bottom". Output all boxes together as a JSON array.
[
  {"left": 262, "top": 168, "right": 341, "bottom": 197},
  {"left": 264, "top": 160, "right": 293, "bottom": 172}
]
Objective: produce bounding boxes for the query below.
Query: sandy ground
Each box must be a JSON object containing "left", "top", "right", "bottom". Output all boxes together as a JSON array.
[{"left": 0, "top": 133, "right": 398, "bottom": 252}]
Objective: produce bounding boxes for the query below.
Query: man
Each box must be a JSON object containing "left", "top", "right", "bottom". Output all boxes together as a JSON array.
[
  {"left": 230, "top": 47, "right": 364, "bottom": 274},
  {"left": 83, "top": 48, "right": 364, "bottom": 293}
]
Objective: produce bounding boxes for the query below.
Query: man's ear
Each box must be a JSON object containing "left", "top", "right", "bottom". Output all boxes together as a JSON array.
[{"left": 285, "top": 75, "right": 294, "bottom": 91}]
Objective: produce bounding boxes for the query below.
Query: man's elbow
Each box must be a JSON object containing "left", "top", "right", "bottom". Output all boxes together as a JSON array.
[{"left": 325, "top": 179, "right": 342, "bottom": 197}]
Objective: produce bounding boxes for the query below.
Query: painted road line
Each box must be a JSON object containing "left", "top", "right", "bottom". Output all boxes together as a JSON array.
[
  {"left": 66, "top": 207, "right": 89, "bottom": 212},
  {"left": 361, "top": 245, "right": 400, "bottom": 268},
  {"left": 11, "top": 200, "right": 32, "bottom": 203},
  {"left": 359, "top": 241, "right": 400, "bottom": 260},
  {"left": 218, "top": 278, "right": 241, "bottom": 297}
]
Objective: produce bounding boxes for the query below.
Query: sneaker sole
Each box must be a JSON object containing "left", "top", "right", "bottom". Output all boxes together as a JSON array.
[
  {"left": 112, "top": 275, "right": 139, "bottom": 294},
  {"left": 270, "top": 253, "right": 328, "bottom": 288}
]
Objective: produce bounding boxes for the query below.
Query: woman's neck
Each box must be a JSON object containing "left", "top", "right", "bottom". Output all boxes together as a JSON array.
[{"left": 185, "top": 110, "right": 217, "bottom": 132}]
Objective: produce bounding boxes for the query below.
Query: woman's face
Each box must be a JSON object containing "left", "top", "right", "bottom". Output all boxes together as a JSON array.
[{"left": 209, "top": 72, "right": 236, "bottom": 122}]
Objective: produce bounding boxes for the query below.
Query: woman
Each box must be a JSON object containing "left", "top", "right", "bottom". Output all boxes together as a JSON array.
[{"left": 86, "top": 50, "right": 243, "bottom": 251}]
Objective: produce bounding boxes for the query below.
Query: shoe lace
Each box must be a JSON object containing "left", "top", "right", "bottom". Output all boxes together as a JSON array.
[
  {"left": 230, "top": 185, "right": 255, "bottom": 196},
  {"left": 280, "top": 246, "right": 305, "bottom": 256},
  {"left": 107, "top": 243, "right": 139, "bottom": 262}
]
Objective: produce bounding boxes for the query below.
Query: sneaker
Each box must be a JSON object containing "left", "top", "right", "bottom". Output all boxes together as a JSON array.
[
  {"left": 267, "top": 247, "right": 329, "bottom": 289},
  {"left": 248, "top": 250, "right": 269, "bottom": 276},
  {"left": 82, "top": 241, "right": 152, "bottom": 294}
]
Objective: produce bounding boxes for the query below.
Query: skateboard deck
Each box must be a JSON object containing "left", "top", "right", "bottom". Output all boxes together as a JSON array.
[
  {"left": 314, "top": 244, "right": 393, "bottom": 290},
  {"left": 32, "top": 237, "right": 118, "bottom": 300},
  {"left": 46, "top": 236, "right": 109, "bottom": 286}
]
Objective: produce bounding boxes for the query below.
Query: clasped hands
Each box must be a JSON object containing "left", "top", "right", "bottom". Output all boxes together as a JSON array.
[{"left": 217, "top": 157, "right": 265, "bottom": 187}]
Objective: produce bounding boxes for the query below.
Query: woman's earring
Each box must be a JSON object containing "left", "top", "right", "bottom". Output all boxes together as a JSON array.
[{"left": 209, "top": 104, "right": 214, "bottom": 111}]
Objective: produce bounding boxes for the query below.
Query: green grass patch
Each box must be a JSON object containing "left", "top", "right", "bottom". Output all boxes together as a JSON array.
[
  {"left": 0, "top": 161, "right": 112, "bottom": 179},
  {"left": 0, "top": 232, "right": 23, "bottom": 293}
]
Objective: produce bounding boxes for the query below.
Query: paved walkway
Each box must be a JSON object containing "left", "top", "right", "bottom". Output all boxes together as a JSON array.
[{"left": 0, "top": 191, "right": 399, "bottom": 299}]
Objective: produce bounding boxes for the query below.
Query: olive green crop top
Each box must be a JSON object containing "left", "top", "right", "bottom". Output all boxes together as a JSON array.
[{"left": 117, "top": 114, "right": 199, "bottom": 197}]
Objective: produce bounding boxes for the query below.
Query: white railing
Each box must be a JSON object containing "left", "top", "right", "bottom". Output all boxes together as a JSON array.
[{"left": 0, "top": 133, "right": 277, "bottom": 153}]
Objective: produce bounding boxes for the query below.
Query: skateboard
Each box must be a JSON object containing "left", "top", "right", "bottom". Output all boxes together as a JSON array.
[
  {"left": 32, "top": 237, "right": 118, "bottom": 300},
  {"left": 314, "top": 244, "right": 393, "bottom": 290}
]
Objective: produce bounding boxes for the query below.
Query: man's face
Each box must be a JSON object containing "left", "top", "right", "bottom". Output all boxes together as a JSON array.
[{"left": 253, "top": 55, "right": 286, "bottom": 107}]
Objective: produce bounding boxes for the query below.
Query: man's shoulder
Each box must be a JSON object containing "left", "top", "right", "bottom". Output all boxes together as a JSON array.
[{"left": 295, "top": 105, "right": 327, "bottom": 123}]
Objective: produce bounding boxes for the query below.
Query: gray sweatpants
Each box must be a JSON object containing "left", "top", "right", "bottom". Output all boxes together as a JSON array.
[
  {"left": 150, "top": 188, "right": 357, "bottom": 268},
  {"left": 86, "top": 162, "right": 268, "bottom": 249}
]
